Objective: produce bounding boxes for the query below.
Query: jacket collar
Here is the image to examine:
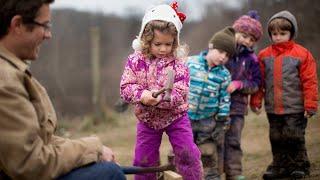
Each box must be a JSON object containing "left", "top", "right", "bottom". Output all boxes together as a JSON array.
[
  {"left": 137, "top": 51, "right": 175, "bottom": 66},
  {"left": 199, "top": 50, "right": 223, "bottom": 70},
  {"left": 271, "top": 40, "right": 294, "bottom": 56},
  {"left": 236, "top": 44, "right": 254, "bottom": 55},
  {"left": 152, "top": 56, "right": 175, "bottom": 66},
  {"left": 199, "top": 50, "right": 208, "bottom": 62},
  {"left": 0, "top": 43, "right": 30, "bottom": 73}
]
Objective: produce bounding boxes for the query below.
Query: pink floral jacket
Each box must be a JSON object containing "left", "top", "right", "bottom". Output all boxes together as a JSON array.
[{"left": 120, "top": 52, "right": 189, "bottom": 129}]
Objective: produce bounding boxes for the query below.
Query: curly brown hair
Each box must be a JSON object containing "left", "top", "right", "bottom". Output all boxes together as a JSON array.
[{"left": 140, "top": 20, "right": 178, "bottom": 59}]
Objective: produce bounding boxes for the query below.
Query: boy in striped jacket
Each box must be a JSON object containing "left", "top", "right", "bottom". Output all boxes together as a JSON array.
[{"left": 187, "top": 27, "right": 236, "bottom": 180}]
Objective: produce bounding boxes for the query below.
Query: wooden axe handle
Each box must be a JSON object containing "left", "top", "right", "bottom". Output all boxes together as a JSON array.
[
  {"left": 152, "top": 87, "right": 166, "bottom": 98},
  {"left": 121, "top": 164, "right": 175, "bottom": 174},
  {"left": 151, "top": 69, "right": 175, "bottom": 99}
]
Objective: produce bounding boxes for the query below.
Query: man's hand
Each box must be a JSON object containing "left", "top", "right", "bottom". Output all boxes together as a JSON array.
[
  {"left": 140, "top": 90, "right": 161, "bottom": 106},
  {"left": 99, "top": 146, "right": 115, "bottom": 162}
]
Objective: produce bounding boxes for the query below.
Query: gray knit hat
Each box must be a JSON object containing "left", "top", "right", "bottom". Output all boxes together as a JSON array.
[
  {"left": 268, "top": 10, "right": 298, "bottom": 39},
  {"left": 209, "top": 26, "right": 236, "bottom": 56}
]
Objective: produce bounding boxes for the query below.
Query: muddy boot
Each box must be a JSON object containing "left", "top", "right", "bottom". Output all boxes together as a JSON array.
[
  {"left": 263, "top": 166, "right": 288, "bottom": 180},
  {"left": 290, "top": 167, "right": 310, "bottom": 179},
  {"left": 290, "top": 170, "right": 305, "bottom": 179},
  {"left": 201, "top": 153, "right": 220, "bottom": 180},
  {"left": 204, "top": 172, "right": 220, "bottom": 180},
  {"left": 263, "top": 170, "right": 278, "bottom": 180},
  {"left": 203, "top": 161, "right": 220, "bottom": 180}
]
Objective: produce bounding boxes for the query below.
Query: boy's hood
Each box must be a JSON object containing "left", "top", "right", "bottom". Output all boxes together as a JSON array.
[{"left": 268, "top": 10, "right": 298, "bottom": 39}]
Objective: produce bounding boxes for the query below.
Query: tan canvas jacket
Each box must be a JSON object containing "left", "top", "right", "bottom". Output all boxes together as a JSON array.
[{"left": 0, "top": 44, "right": 103, "bottom": 180}]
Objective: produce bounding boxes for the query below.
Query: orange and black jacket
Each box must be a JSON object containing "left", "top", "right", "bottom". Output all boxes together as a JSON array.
[{"left": 250, "top": 40, "right": 318, "bottom": 114}]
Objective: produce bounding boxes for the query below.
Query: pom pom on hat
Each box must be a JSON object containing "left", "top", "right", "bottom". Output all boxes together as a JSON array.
[
  {"left": 247, "top": 10, "right": 260, "bottom": 21},
  {"left": 132, "top": 38, "right": 142, "bottom": 51},
  {"left": 233, "top": 10, "right": 263, "bottom": 41}
]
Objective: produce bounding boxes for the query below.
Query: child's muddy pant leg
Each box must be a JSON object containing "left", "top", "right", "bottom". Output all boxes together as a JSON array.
[
  {"left": 224, "top": 115, "right": 244, "bottom": 178},
  {"left": 133, "top": 121, "right": 162, "bottom": 180},
  {"left": 199, "top": 142, "right": 220, "bottom": 180},
  {"left": 191, "top": 117, "right": 219, "bottom": 179},
  {"left": 283, "top": 113, "right": 310, "bottom": 174},
  {"left": 267, "top": 113, "right": 310, "bottom": 175}
]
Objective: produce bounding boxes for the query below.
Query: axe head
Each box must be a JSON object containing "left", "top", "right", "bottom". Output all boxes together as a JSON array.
[{"left": 163, "top": 69, "right": 175, "bottom": 101}]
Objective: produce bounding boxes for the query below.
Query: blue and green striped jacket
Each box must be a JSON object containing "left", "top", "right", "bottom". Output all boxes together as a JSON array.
[{"left": 187, "top": 51, "right": 231, "bottom": 120}]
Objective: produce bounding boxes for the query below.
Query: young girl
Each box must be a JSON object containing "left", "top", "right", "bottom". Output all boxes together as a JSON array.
[
  {"left": 223, "top": 10, "right": 263, "bottom": 180},
  {"left": 120, "top": 3, "right": 202, "bottom": 180}
]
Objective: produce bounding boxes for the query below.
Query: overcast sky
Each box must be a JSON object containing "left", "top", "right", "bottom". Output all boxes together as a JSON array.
[{"left": 52, "top": 0, "right": 241, "bottom": 21}]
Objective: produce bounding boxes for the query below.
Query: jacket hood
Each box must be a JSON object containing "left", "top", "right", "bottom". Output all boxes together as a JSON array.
[{"left": 268, "top": 10, "right": 298, "bottom": 39}]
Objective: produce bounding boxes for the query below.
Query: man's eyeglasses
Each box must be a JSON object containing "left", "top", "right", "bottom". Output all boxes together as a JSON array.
[{"left": 30, "top": 20, "right": 52, "bottom": 32}]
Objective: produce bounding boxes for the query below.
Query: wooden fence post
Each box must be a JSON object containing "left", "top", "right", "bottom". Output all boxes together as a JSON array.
[{"left": 90, "top": 26, "right": 103, "bottom": 122}]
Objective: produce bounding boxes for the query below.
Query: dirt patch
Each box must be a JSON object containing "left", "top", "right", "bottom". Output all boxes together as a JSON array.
[{"left": 58, "top": 110, "right": 320, "bottom": 179}]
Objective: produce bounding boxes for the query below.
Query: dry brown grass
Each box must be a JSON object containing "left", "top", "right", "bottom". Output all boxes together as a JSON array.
[{"left": 58, "top": 109, "right": 320, "bottom": 179}]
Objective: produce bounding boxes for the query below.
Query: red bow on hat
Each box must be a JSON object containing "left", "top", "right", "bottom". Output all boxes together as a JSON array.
[{"left": 170, "top": 1, "right": 186, "bottom": 23}]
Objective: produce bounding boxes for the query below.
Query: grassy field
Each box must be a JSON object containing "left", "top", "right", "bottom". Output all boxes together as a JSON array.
[{"left": 57, "top": 108, "right": 320, "bottom": 179}]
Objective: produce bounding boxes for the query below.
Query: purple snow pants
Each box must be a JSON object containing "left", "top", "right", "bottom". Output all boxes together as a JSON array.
[{"left": 133, "top": 114, "right": 202, "bottom": 180}]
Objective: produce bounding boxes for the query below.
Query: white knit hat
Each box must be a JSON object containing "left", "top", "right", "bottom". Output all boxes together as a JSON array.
[{"left": 132, "top": 2, "right": 186, "bottom": 51}]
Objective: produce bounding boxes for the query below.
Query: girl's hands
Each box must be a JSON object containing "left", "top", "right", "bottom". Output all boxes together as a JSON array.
[{"left": 140, "top": 90, "right": 162, "bottom": 106}]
